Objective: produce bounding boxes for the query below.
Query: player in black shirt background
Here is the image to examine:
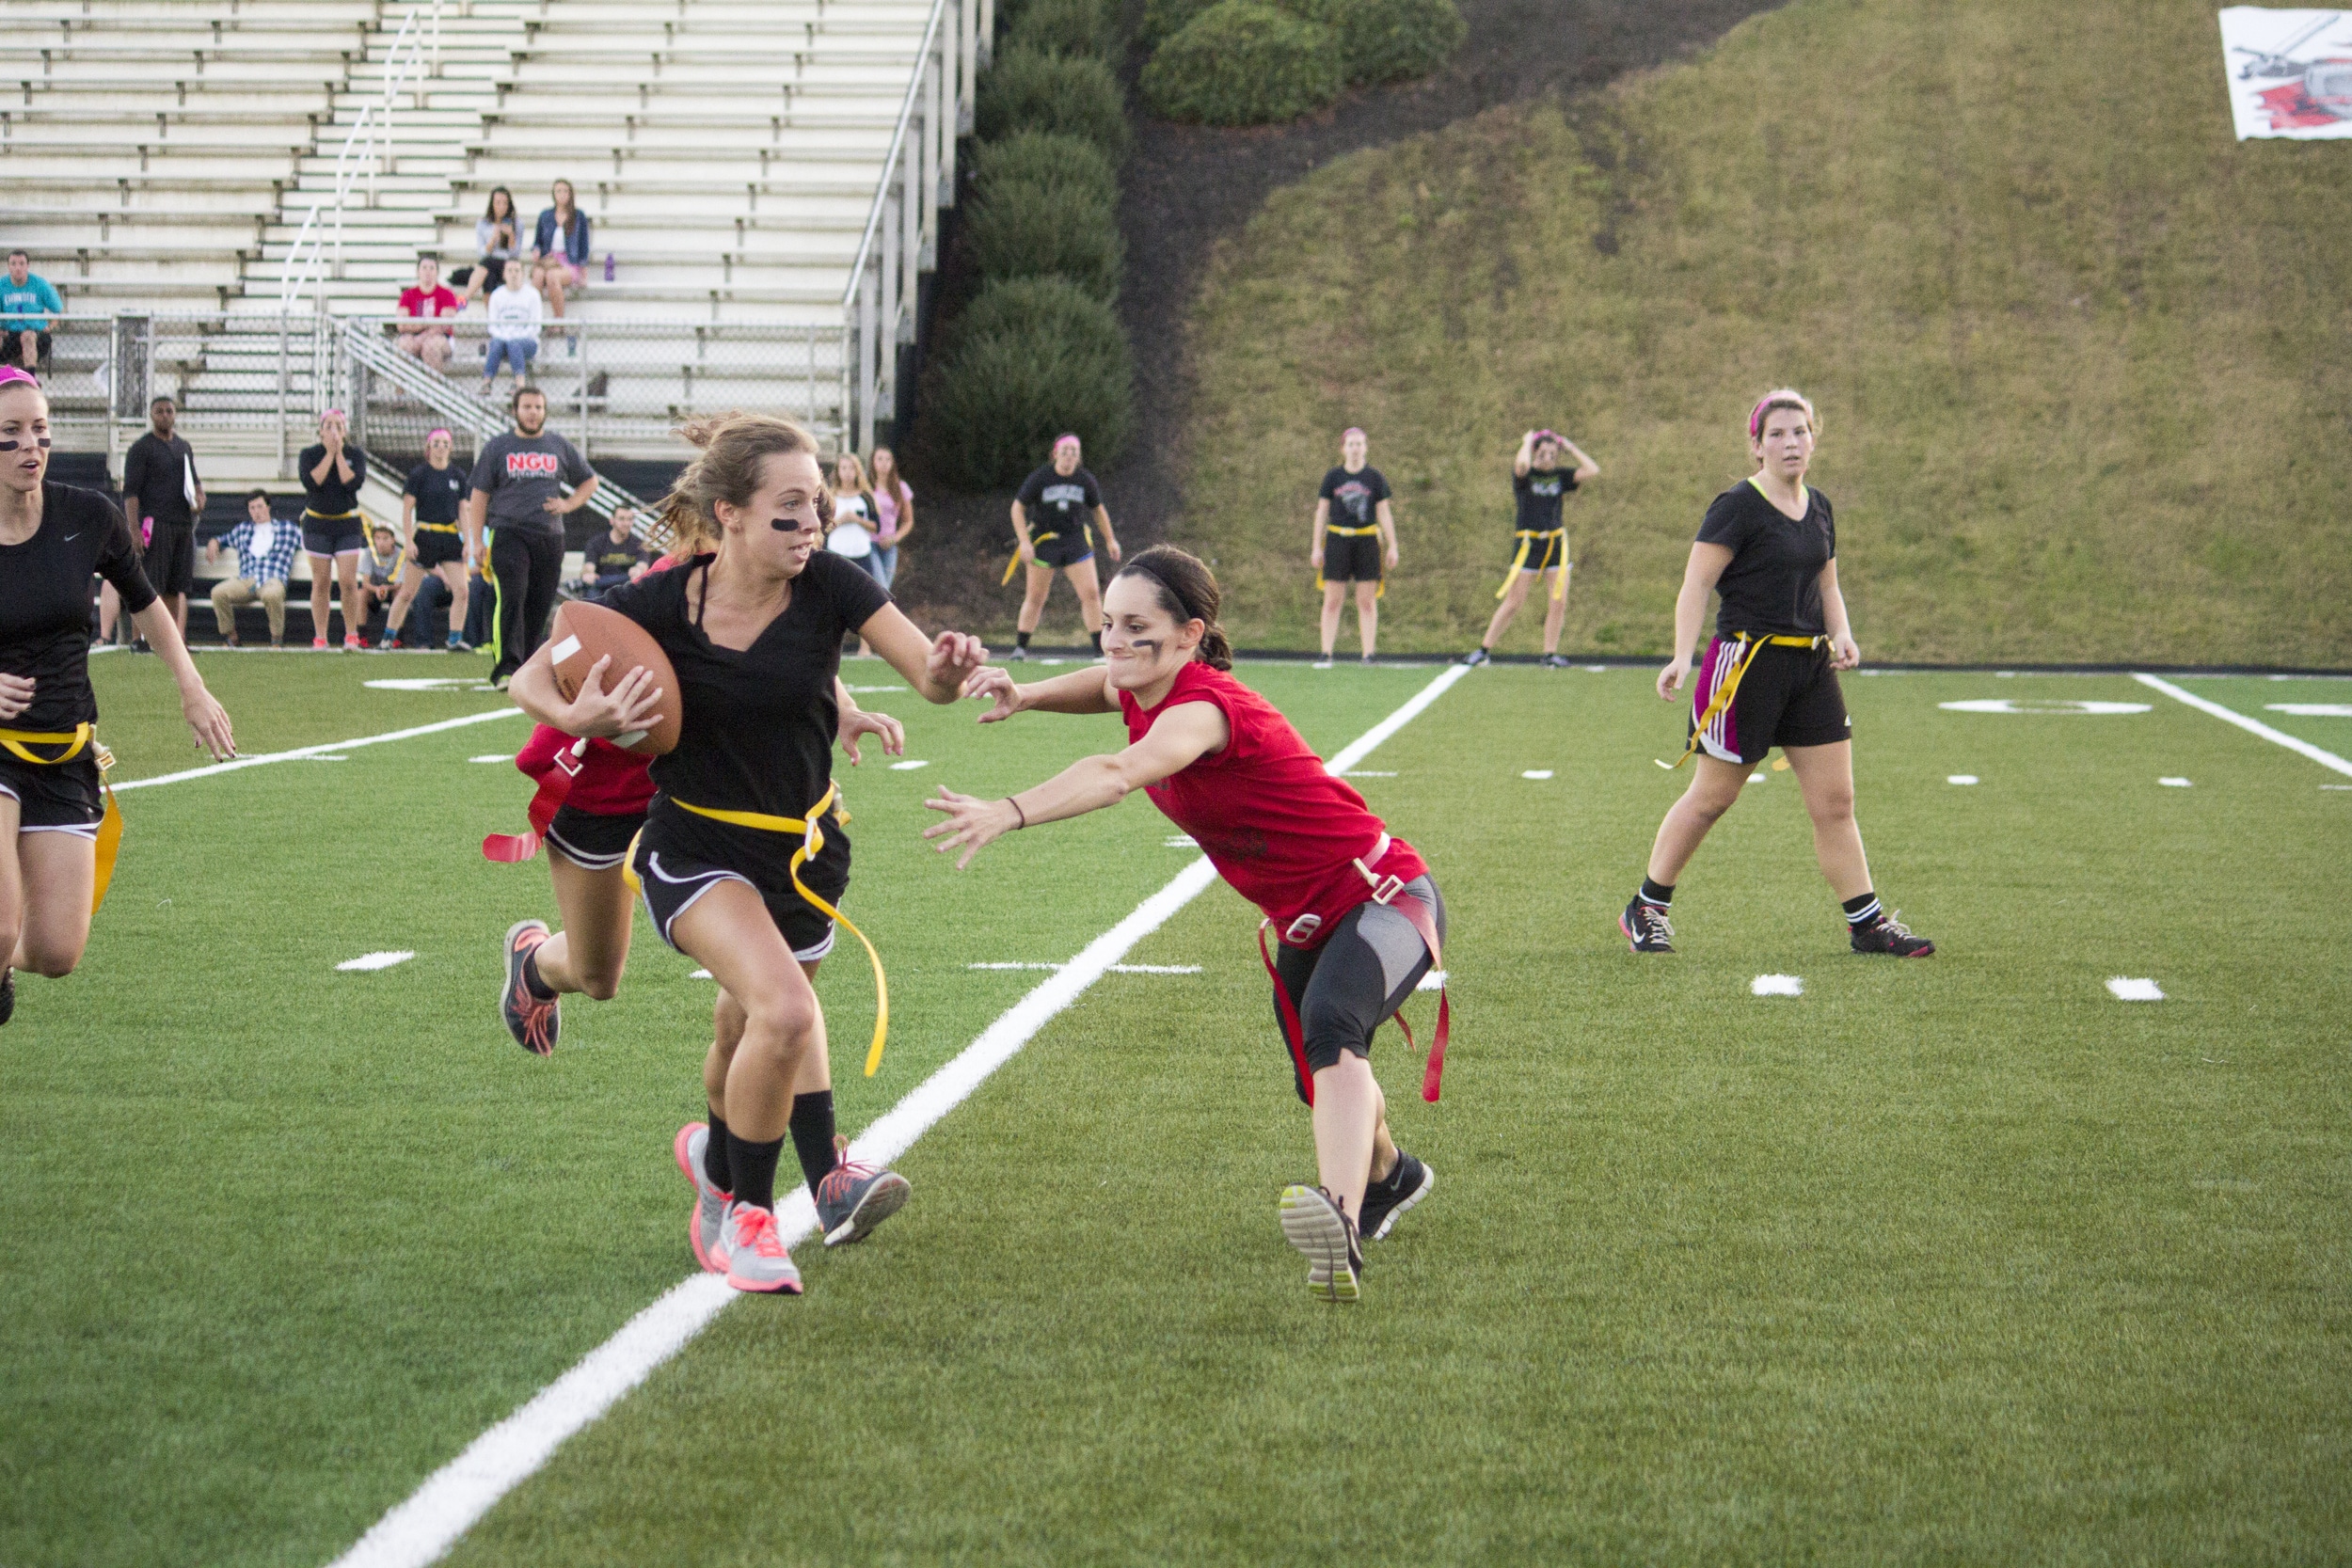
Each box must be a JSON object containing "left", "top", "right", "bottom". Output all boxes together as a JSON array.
[
  {"left": 1007, "top": 434, "right": 1121, "bottom": 661},
  {"left": 0, "top": 369, "right": 234, "bottom": 1025},
  {"left": 508, "top": 411, "right": 990, "bottom": 1294},
  {"left": 382, "top": 427, "right": 474, "bottom": 650},
  {"left": 1620, "top": 389, "right": 1931, "bottom": 958},
  {"left": 1462, "top": 429, "right": 1599, "bottom": 668},
  {"left": 1310, "top": 427, "right": 1398, "bottom": 668}
]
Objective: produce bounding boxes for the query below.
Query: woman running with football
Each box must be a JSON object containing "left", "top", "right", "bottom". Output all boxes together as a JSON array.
[
  {"left": 927, "top": 546, "right": 1443, "bottom": 1305},
  {"left": 507, "top": 411, "right": 990, "bottom": 1295},
  {"left": 1620, "top": 389, "right": 1932, "bottom": 958},
  {"left": 0, "top": 368, "right": 235, "bottom": 1024}
]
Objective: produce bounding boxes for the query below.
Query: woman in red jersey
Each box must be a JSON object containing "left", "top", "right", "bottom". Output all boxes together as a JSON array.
[{"left": 928, "top": 545, "right": 1443, "bottom": 1304}]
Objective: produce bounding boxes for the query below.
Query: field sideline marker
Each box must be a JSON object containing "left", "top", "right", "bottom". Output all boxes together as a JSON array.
[
  {"left": 112, "top": 708, "right": 525, "bottom": 794},
  {"left": 325, "top": 662, "right": 1470, "bottom": 1568},
  {"left": 2134, "top": 674, "right": 2352, "bottom": 779}
]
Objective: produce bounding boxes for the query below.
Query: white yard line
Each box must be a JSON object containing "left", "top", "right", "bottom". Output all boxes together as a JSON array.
[
  {"left": 2134, "top": 673, "right": 2352, "bottom": 780},
  {"left": 111, "top": 708, "right": 525, "bottom": 794},
  {"left": 326, "top": 661, "right": 1470, "bottom": 1568}
]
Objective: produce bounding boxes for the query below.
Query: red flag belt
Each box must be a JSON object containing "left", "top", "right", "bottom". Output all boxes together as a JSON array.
[
  {"left": 481, "top": 742, "right": 584, "bottom": 863},
  {"left": 1257, "top": 885, "right": 1449, "bottom": 1105}
]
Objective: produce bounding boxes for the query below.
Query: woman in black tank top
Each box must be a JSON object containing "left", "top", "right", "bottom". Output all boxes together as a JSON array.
[{"left": 1618, "top": 389, "right": 1933, "bottom": 959}]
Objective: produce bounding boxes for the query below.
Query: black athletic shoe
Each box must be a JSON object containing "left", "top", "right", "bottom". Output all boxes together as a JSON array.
[
  {"left": 1851, "top": 911, "right": 1934, "bottom": 957},
  {"left": 1620, "top": 897, "right": 1676, "bottom": 954},
  {"left": 1358, "top": 1150, "right": 1433, "bottom": 1242},
  {"left": 1459, "top": 647, "right": 1491, "bottom": 667},
  {"left": 0, "top": 966, "right": 14, "bottom": 1026}
]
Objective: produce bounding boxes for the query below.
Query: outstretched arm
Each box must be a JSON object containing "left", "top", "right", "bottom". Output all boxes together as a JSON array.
[
  {"left": 922, "top": 700, "right": 1228, "bottom": 869},
  {"left": 834, "top": 676, "right": 905, "bottom": 767},
  {"left": 858, "top": 602, "right": 987, "bottom": 704},
  {"left": 961, "top": 663, "right": 1118, "bottom": 722}
]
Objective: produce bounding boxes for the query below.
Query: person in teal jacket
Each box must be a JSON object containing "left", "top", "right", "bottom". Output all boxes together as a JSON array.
[{"left": 3, "top": 251, "right": 64, "bottom": 373}]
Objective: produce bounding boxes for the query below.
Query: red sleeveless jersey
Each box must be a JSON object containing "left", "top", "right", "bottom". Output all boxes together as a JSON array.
[
  {"left": 1120, "top": 661, "right": 1426, "bottom": 948},
  {"left": 513, "top": 724, "right": 654, "bottom": 816}
]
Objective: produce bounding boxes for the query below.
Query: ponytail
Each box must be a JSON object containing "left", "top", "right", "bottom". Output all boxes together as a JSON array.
[{"left": 1113, "top": 545, "right": 1232, "bottom": 672}]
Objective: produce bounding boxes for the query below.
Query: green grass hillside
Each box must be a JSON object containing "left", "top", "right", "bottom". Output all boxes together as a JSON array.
[{"left": 1178, "top": 0, "right": 2352, "bottom": 664}]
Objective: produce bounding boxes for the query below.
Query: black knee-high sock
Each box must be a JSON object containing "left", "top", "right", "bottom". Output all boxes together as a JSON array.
[
  {"left": 788, "top": 1090, "right": 837, "bottom": 1199},
  {"left": 704, "top": 1108, "right": 733, "bottom": 1194},
  {"left": 726, "top": 1130, "right": 787, "bottom": 1212}
]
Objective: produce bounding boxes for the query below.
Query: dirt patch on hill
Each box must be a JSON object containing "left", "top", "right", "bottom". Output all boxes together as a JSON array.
[{"left": 893, "top": 0, "right": 1783, "bottom": 642}]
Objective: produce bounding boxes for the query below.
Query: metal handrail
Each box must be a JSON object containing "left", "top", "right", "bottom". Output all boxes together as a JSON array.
[
  {"left": 839, "top": 0, "right": 951, "bottom": 315},
  {"left": 278, "top": 0, "right": 442, "bottom": 316}
]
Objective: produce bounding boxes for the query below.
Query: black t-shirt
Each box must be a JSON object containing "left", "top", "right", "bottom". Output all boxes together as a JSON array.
[
  {"left": 121, "top": 432, "right": 200, "bottom": 530},
  {"left": 298, "top": 443, "right": 368, "bottom": 515},
  {"left": 601, "top": 550, "right": 892, "bottom": 853},
  {"left": 404, "top": 461, "right": 469, "bottom": 527},
  {"left": 585, "top": 534, "right": 647, "bottom": 578},
  {"left": 1318, "top": 466, "right": 1391, "bottom": 530},
  {"left": 1695, "top": 480, "right": 1836, "bottom": 637},
  {"left": 1015, "top": 465, "right": 1101, "bottom": 537},
  {"left": 0, "top": 483, "right": 156, "bottom": 731},
  {"left": 1512, "top": 466, "right": 1577, "bottom": 533}
]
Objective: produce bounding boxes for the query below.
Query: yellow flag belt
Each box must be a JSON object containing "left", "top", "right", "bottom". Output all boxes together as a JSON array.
[
  {"left": 1315, "top": 524, "right": 1385, "bottom": 597},
  {"left": 1658, "top": 633, "right": 1829, "bottom": 770},
  {"left": 0, "top": 722, "right": 123, "bottom": 911},
  {"left": 1496, "top": 529, "right": 1569, "bottom": 603},
  {"left": 657, "top": 781, "right": 891, "bottom": 1079}
]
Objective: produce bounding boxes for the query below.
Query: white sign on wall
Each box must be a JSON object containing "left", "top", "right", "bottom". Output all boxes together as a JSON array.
[{"left": 2219, "top": 8, "right": 2352, "bottom": 137}]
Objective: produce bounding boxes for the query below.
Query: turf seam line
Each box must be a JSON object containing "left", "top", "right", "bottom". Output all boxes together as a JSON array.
[
  {"left": 111, "top": 708, "right": 527, "bottom": 793},
  {"left": 323, "top": 662, "right": 1469, "bottom": 1568},
  {"left": 2132, "top": 673, "right": 2352, "bottom": 779}
]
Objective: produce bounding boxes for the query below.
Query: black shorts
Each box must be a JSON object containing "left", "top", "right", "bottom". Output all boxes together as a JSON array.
[
  {"left": 1513, "top": 529, "right": 1566, "bottom": 575},
  {"left": 1268, "top": 876, "right": 1444, "bottom": 1103},
  {"left": 8, "top": 328, "right": 51, "bottom": 366},
  {"left": 1689, "top": 635, "right": 1850, "bottom": 767},
  {"left": 1029, "top": 527, "right": 1093, "bottom": 570},
  {"left": 0, "top": 751, "right": 104, "bottom": 836},
  {"left": 632, "top": 808, "right": 851, "bottom": 962},
  {"left": 1322, "top": 530, "right": 1382, "bottom": 583},
  {"left": 545, "top": 803, "right": 644, "bottom": 872},
  {"left": 304, "top": 515, "right": 365, "bottom": 556},
  {"left": 411, "top": 527, "right": 466, "bottom": 569},
  {"left": 143, "top": 522, "right": 196, "bottom": 597}
]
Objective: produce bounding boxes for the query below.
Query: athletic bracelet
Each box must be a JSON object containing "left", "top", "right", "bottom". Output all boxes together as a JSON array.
[{"left": 1007, "top": 797, "right": 1026, "bottom": 830}]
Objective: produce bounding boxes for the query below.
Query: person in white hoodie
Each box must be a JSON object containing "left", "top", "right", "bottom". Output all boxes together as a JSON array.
[{"left": 482, "top": 259, "right": 543, "bottom": 395}]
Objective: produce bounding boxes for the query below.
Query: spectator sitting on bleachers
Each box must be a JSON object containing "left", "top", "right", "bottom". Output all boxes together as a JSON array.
[
  {"left": 3, "top": 250, "right": 63, "bottom": 374},
  {"left": 395, "top": 258, "right": 462, "bottom": 373},
  {"left": 574, "top": 506, "right": 649, "bottom": 601},
  {"left": 354, "top": 523, "right": 406, "bottom": 638},
  {"left": 483, "top": 260, "right": 543, "bottom": 394},
  {"left": 531, "top": 179, "right": 591, "bottom": 321},
  {"left": 205, "top": 488, "right": 298, "bottom": 648},
  {"left": 459, "top": 186, "right": 520, "bottom": 306}
]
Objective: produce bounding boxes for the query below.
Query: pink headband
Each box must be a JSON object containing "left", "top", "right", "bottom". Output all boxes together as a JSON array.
[
  {"left": 1748, "top": 391, "right": 1814, "bottom": 440},
  {"left": 0, "top": 366, "right": 40, "bottom": 389},
  {"left": 1533, "top": 429, "right": 1561, "bottom": 445},
  {"left": 321, "top": 408, "right": 345, "bottom": 421},
  {"left": 1342, "top": 426, "right": 1366, "bottom": 439},
  {"left": 427, "top": 427, "right": 452, "bottom": 441},
  {"left": 1053, "top": 433, "right": 1080, "bottom": 451}
]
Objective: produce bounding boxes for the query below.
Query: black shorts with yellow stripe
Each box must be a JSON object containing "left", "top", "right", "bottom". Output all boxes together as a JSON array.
[
  {"left": 1513, "top": 529, "right": 1567, "bottom": 574},
  {"left": 1030, "top": 526, "right": 1094, "bottom": 570},
  {"left": 630, "top": 802, "right": 851, "bottom": 961}
]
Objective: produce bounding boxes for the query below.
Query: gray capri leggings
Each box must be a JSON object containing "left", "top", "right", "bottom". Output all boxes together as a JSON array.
[{"left": 1267, "top": 874, "right": 1445, "bottom": 1103}]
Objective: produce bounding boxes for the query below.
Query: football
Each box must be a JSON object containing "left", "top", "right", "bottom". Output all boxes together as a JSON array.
[{"left": 545, "top": 599, "right": 683, "bottom": 755}]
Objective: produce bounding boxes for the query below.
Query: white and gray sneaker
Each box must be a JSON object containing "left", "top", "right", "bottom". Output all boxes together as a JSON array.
[
  {"left": 1279, "top": 1184, "right": 1362, "bottom": 1303},
  {"left": 673, "top": 1121, "right": 731, "bottom": 1275},
  {"left": 722, "top": 1201, "right": 803, "bottom": 1294}
]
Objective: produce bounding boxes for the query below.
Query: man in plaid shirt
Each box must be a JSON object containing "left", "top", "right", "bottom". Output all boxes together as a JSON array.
[{"left": 205, "top": 488, "right": 301, "bottom": 647}]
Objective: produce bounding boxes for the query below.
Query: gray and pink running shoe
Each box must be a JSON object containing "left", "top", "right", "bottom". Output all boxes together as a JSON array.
[
  {"left": 814, "top": 1136, "right": 911, "bottom": 1247},
  {"left": 722, "top": 1202, "right": 803, "bottom": 1294},
  {"left": 673, "top": 1122, "right": 731, "bottom": 1275}
]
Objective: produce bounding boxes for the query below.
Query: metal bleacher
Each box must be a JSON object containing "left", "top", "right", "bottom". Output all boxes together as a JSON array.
[{"left": 2, "top": 0, "right": 989, "bottom": 525}]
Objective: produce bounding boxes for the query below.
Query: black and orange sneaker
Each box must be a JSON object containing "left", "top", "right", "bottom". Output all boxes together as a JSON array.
[
  {"left": 1851, "top": 910, "right": 1934, "bottom": 958},
  {"left": 1620, "top": 897, "right": 1676, "bottom": 954},
  {"left": 499, "top": 918, "right": 560, "bottom": 1054}
]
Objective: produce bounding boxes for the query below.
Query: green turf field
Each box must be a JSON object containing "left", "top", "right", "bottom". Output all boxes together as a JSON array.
[{"left": 4, "top": 651, "right": 2348, "bottom": 1566}]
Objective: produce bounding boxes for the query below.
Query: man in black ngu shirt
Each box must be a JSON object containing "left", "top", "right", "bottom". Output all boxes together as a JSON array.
[{"left": 119, "top": 395, "right": 204, "bottom": 640}]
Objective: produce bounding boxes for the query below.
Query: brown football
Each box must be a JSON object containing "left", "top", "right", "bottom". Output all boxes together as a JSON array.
[{"left": 546, "top": 599, "right": 682, "bottom": 755}]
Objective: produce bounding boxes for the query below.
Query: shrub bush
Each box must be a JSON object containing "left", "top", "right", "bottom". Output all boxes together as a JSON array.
[
  {"left": 1309, "top": 0, "right": 1464, "bottom": 85},
  {"left": 976, "top": 46, "right": 1129, "bottom": 163},
  {"left": 1005, "top": 0, "right": 1116, "bottom": 58},
  {"left": 973, "top": 131, "right": 1120, "bottom": 214},
  {"left": 1138, "top": 0, "right": 1216, "bottom": 47},
  {"left": 967, "top": 180, "right": 1123, "bottom": 301},
  {"left": 927, "top": 278, "right": 1133, "bottom": 489},
  {"left": 1140, "top": 1, "right": 1342, "bottom": 126}
]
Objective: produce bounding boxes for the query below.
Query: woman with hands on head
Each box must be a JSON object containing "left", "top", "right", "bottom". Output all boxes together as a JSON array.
[
  {"left": 927, "top": 546, "right": 1446, "bottom": 1306},
  {"left": 1620, "top": 388, "right": 1931, "bottom": 960},
  {"left": 506, "top": 411, "right": 990, "bottom": 1295},
  {"left": 0, "top": 368, "right": 233, "bottom": 1026}
]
